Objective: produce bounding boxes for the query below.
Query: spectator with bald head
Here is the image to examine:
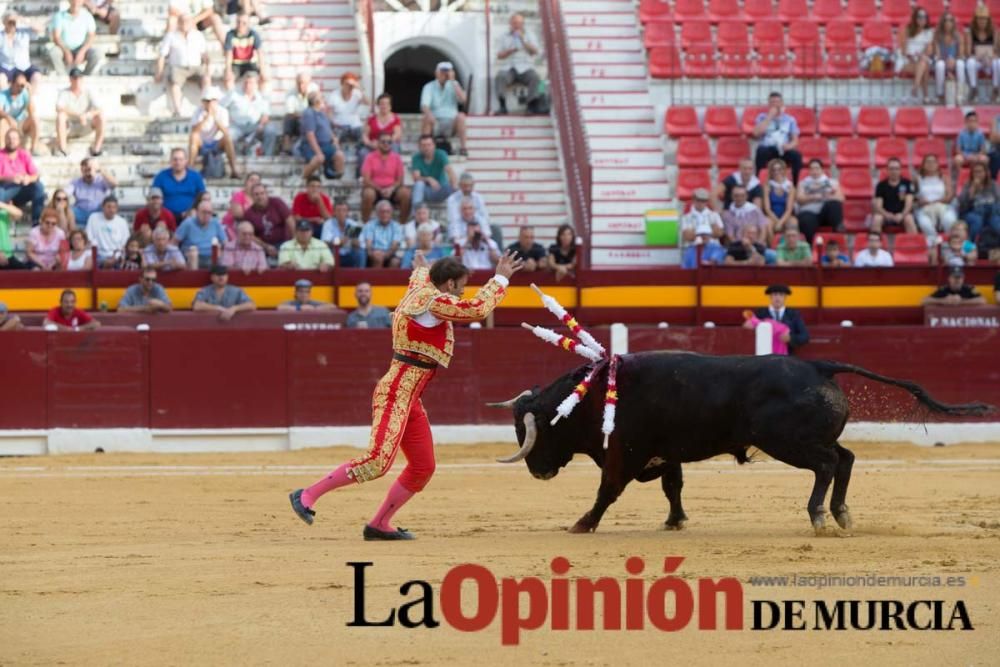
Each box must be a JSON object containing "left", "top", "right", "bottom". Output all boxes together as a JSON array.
[
  {"left": 143, "top": 227, "right": 186, "bottom": 271},
  {"left": 221, "top": 220, "right": 267, "bottom": 273},
  {"left": 506, "top": 225, "right": 547, "bottom": 271}
]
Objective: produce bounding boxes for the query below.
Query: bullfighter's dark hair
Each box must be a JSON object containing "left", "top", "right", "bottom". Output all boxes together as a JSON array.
[{"left": 429, "top": 257, "right": 469, "bottom": 286}]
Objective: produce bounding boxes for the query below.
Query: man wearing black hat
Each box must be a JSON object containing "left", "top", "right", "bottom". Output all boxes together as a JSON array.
[
  {"left": 277, "top": 278, "right": 336, "bottom": 311},
  {"left": 192, "top": 264, "right": 256, "bottom": 321},
  {"left": 922, "top": 267, "right": 987, "bottom": 306},
  {"left": 754, "top": 284, "right": 809, "bottom": 352}
]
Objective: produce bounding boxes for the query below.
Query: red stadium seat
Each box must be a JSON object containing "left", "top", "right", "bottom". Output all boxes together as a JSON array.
[
  {"left": 719, "top": 47, "right": 754, "bottom": 77},
  {"left": 860, "top": 21, "right": 893, "bottom": 49},
  {"left": 841, "top": 199, "right": 871, "bottom": 232},
  {"left": 716, "top": 136, "right": 751, "bottom": 166},
  {"left": 673, "top": 0, "right": 707, "bottom": 21},
  {"left": 744, "top": 0, "right": 776, "bottom": 21},
  {"left": 786, "top": 106, "right": 817, "bottom": 136},
  {"left": 753, "top": 19, "right": 785, "bottom": 48},
  {"left": 878, "top": 0, "right": 911, "bottom": 23},
  {"left": 873, "top": 136, "right": 909, "bottom": 166},
  {"left": 684, "top": 44, "right": 718, "bottom": 78},
  {"left": 955, "top": 166, "right": 971, "bottom": 192},
  {"left": 704, "top": 106, "right": 740, "bottom": 136},
  {"left": 950, "top": 0, "right": 977, "bottom": 24},
  {"left": 930, "top": 107, "right": 964, "bottom": 137},
  {"left": 777, "top": 0, "right": 808, "bottom": 23},
  {"left": 811, "top": 0, "right": 842, "bottom": 24},
  {"left": 676, "top": 169, "right": 713, "bottom": 200},
  {"left": 975, "top": 105, "right": 1000, "bottom": 128},
  {"left": 825, "top": 46, "right": 860, "bottom": 79},
  {"left": 891, "top": 233, "right": 929, "bottom": 265},
  {"left": 838, "top": 167, "right": 875, "bottom": 199},
  {"left": 717, "top": 20, "right": 749, "bottom": 46},
  {"left": 643, "top": 20, "right": 676, "bottom": 48},
  {"left": 788, "top": 20, "right": 820, "bottom": 48},
  {"left": 665, "top": 105, "right": 700, "bottom": 137},
  {"left": 791, "top": 47, "right": 824, "bottom": 78},
  {"left": 856, "top": 106, "right": 891, "bottom": 137},
  {"left": 824, "top": 20, "right": 857, "bottom": 49},
  {"left": 922, "top": 0, "right": 944, "bottom": 21},
  {"left": 846, "top": 0, "right": 877, "bottom": 24},
  {"left": 757, "top": 49, "right": 792, "bottom": 77},
  {"left": 835, "top": 137, "right": 872, "bottom": 167},
  {"left": 677, "top": 137, "right": 713, "bottom": 167},
  {"left": 649, "top": 47, "right": 683, "bottom": 78},
  {"left": 741, "top": 105, "right": 768, "bottom": 135},
  {"left": 913, "top": 137, "right": 947, "bottom": 164},
  {"left": 680, "top": 20, "right": 712, "bottom": 48},
  {"left": 893, "top": 107, "right": 930, "bottom": 137},
  {"left": 639, "top": 0, "right": 672, "bottom": 22},
  {"left": 708, "top": 0, "right": 743, "bottom": 22},
  {"left": 819, "top": 106, "right": 854, "bottom": 136},
  {"left": 798, "top": 136, "right": 831, "bottom": 164}
]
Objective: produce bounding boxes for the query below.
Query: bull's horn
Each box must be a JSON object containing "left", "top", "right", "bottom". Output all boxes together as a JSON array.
[
  {"left": 485, "top": 390, "right": 532, "bottom": 409},
  {"left": 496, "top": 412, "right": 537, "bottom": 463}
]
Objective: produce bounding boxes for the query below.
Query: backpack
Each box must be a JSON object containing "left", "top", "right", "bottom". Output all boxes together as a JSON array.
[{"left": 201, "top": 146, "right": 225, "bottom": 180}]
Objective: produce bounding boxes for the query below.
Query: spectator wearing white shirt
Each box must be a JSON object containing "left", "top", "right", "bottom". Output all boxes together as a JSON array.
[
  {"left": 154, "top": 15, "right": 209, "bottom": 117},
  {"left": 449, "top": 197, "right": 488, "bottom": 246},
  {"left": 223, "top": 71, "right": 277, "bottom": 156},
  {"left": 46, "top": 0, "right": 101, "bottom": 76},
  {"left": 55, "top": 68, "right": 104, "bottom": 157},
  {"left": 402, "top": 203, "right": 444, "bottom": 248},
  {"left": 168, "top": 0, "right": 225, "bottom": 47},
  {"left": 85, "top": 195, "right": 129, "bottom": 267},
  {"left": 0, "top": 12, "right": 41, "bottom": 90},
  {"left": 327, "top": 72, "right": 369, "bottom": 147},
  {"left": 283, "top": 72, "right": 319, "bottom": 156},
  {"left": 461, "top": 219, "right": 500, "bottom": 270},
  {"left": 189, "top": 88, "right": 239, "bottom": 179},
  {"left": 495, "top": 14, "right": 541, "bottom": 114},
  {"left": 680, "top": 189, "right": 725, "bottom": 268},
  {"left": 446, "top": 172, "right": 489, "bottom": 236},
  {"left": 853, "top": 232, "right": 895, "bottom": 267}
]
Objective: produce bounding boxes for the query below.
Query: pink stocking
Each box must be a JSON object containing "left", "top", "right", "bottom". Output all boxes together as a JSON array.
[
  {"left": 300, "top": 464, "right": 353, "bottom": 508},
  {"left": 369, "top": 480, "right": 415, "bottom": 531}
]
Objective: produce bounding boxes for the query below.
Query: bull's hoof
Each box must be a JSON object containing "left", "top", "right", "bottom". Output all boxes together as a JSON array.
[
  {"left": 810, "top": 508, "right": 827, "bottom": 536},
  {"left": 569, "top": 519, "right": 597, "bottom": 534},
  {"left": 833, "top": 504, "right": 853, "bottom": 530},
  {"left": 664, "top": 513, "right": 688, "bottom": 530}
]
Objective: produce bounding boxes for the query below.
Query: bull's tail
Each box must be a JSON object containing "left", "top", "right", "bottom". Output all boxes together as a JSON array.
[{"left": 809, "top": 360, "right": 995, "bottom": 417}]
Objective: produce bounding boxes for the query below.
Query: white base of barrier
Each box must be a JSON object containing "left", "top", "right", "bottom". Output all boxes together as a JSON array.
[{"left": 0, "top": 423, "right": 998, "bottom": 456}]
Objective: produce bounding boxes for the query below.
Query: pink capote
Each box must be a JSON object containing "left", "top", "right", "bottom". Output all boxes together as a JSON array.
[{"left": 743, "top": 311, "right": 791, "bottom": 355}]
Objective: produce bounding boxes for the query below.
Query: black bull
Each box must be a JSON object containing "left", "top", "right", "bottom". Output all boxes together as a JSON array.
[{"left": 488, "top": 352, "right": 992, "bottom": 534}]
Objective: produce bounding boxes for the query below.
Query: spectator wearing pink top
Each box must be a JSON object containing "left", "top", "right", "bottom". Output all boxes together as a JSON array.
[
  {"left": 27, "top": 207, "right": 66, "bottom": 270},
  {"left": 0, "top": 128, "right": 44, "bottom": 224},
  {"left": 221, "top": 171, "right": 259, "bottom": 239},
  {"left": 360, "top": 131, "right": 410, "bottom": 222},
  {"left": 220, "top": 220, "right": 268, "bottom": 273}
]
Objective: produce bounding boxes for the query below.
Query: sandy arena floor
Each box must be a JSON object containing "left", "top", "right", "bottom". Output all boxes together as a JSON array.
[{"left": 1, "top": 442, "right": 999, "bottom": 666}]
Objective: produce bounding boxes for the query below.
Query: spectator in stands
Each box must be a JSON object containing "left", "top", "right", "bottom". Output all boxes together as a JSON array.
[
  {"left": 358, "top": 93, "right": 402, "bottom": 176},
  {"left": 494, "top": 13, "right": 540, "bottom": 115},
  {"left": 506, "top": 225, "right": 547, "bottom": 271},
  {"left": 155, "top": 15, "right": 210, "bottom": 118},
  {"left": 282, "top": 73, "right": 318, "bottom": 155},
  {"left": 722, "top": 185, "right": 769, "bottom": 243},
  {"left": 63, "top": 228, "right": 92, "bottom": 271},
  {"left": 168, "top": 0, "right": 225, "bottom": 46},
  {"left": 922, "top": 266, "right": 986, "bottom": 304},
  {"left": 461, "top": 219, "right": 500, "bottom": 270},
  {"left": 292, "top": 176, "right": 333, "bottom": 236},
  {"left": 762, "top": 158, "right": 797, "bottom": 237},
  {"left": 752, "top": 92, "right": 802, "bottom": 183},
  {"left": 449, "top": 197, "right": 486, "bottom": 246},
  {"left": 821, "top": 238, "right": 850, "bottom": 267},
  {"left": 189, "top": 88, "right": 240, "bottom": 179},
  {"left": 346, "top": 282, "right": 391, "bottom": 328},
  {"left": 277, "top": 279, "right": 336, "bottom": 312},
  {"left": 114, "top": 235, "right": 145, "bottom": 271},
  {"left": 321, "top": 198, "right": 365, "bottom": 268},
  {"left": 225, "top": 0, "right": 270, "bottom": 24},
  {"left": 176, "top": 198, "right": 225, "bottom": 268},
  {"left": 54, "top": 69, "right": 104, "bottom": 157},
  {"left": 44, "top": 289, "right": 100, "bottom": 330},
  {"left": 716, "top": 159, "right": 762, "bottom": 211},
  {"left": 84, "top": 0, "right": 119, "bottom": 35},
  {"left": 192, "top": 264, "right": 256, "bottom": 320},
  {"left": 403, "top": 202, "right": 444, "bottom": 247},
  {"left": 775, "top": 224, "right": 813, "bottom": 266},
  {"left": 224, "top": 71, "right": 277, "bottom": 156},
  {"left": 143, "top": 227, "right": 186, "bottom": 272},
  {"left": 360, "top": 131, "right": 410, "bottom": 222},
  {"left": 725, "top": 224, "right": 770, "bottom": 266},
  {"left": 401, "top": 222, "right": 447, "bottom": 269},
  {"left": 446, "top": 172, "right": 489, "bottom": 236},
  {"left": 134, "top": 188, "right": 177, "bottom": 244},
  {"left": 223, "top": 13, "right": 267, "bottom": 90},
  {"left": 420, "top": 62, "right": 468, "bottom": 156},
  {"left": 957, "top": 162, "right": 1000, "bottom": 240},
  {"left": 955, "top": 111, "right": 989, "bottom": 169},
  {"left": 854, "top": 231, "right": 895, "bottom": 267},
  {"left": 934, "top": 222, "right": 977, "bottom": 265},
  {"left": 47, "top": 0, "right": 101, "bottom": 76},
  {"left": 0, "top": 12, "right": 41, "bottom": 90},
  {"left": 153, "top": 148, "right": 206, "bottom": 222},
  {"left": 221, "top": 172, "right": 259, "bottom": 236},
  {"left": 412, "top": 134, "right": 456, "bottom": 209},
  {"left": 0, "top": 72, "right": 37, "bottom": 155},
  {"left": 118, "top": 268, "right": 172, "bottom": 314},
  {"left": 279, "top": 219, "right": 334, "bottom": 271},
  {"left": 963, "top": 4, "right": 999, "bottom": 102},
  {"left": 221, "top": 220, "right": 268, "bottom": 274},
  {"left": 362, "top": 200, "right": 403, "bottom": 268},
  {"left": 751, "top": 284, "right": 809, "bottom": 352},
  {"left": 795, "top": 159, "right": 844, "bottom": 243},
  {"left": 27, "top": 208, "right": 66, "bottom": 271},
  {"left": 242, "top": 183, "right": 294, "bottom": 261},
  {"left": 300, "top": 91, "right": 344, "bottom": 181},
  {"left": 915, "top": 154, "right": 957, "bottom": 238},
  {"left": 69, "top": 158, "right": 115, "bottom": 225},
  {"left": 932, "top": 12, "right": 963, "bottom": 103},
  {"left": 85, "top": 195, "right": 128, "bottom": 267},
  {"left": 0, "top": 302, "right": 21, "bottom": 329},
  {"left": 989, "top": 106, "right": 1000, "bottom": 179},
  {"left": 0, "top": 128, "right": 44, "bottom": 225},
  {"left": 328, "top": 72, "right": 368, "bottom": 148},
  {"left": 873, "top": 158, "right": 918, "bottom": 234},
  {"left": 49, "top": 190, "right": 76, "bottom": 233},
  {"left": 680, "top": 188, "right": 723, "bottom": 268},
  {"left": 0, "top": 198, "right": 25, "bottom": 270},
  {"left": 549, "top": 223, "right": 577, "bottom": 280},
  {"left": 898, "top": 7, "right": 934, "bottom": 101}
]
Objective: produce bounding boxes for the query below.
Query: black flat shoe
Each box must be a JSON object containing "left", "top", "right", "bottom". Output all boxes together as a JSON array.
[
  {"left": 289, "top": 489, "right": 315, "bottom": 525},
  {"left": 363, "top": 524, "right": 414, "bottom": 540}
]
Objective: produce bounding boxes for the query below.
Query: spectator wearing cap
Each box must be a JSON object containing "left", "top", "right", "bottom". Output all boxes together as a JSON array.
[
  {"left": 362, "top": 200, "right": 404, "bottom": 268},
  {"left": 360, "top": 131, "right": 410, "bottom": 222},
  {"left": 84, "top": 0, "right": 119, "bottom": 35},
  {"left": 292, "top": 175, "right": 333, "bottom": 236},
  {"left": 0, "top": 128, "right": 44, "bottom": 225},
  {"left": 420, "top": 61, "right": 468, "bottom": 156},
  {"left": 0, "top": 12, "right": 41, "bottom": 90},
  {"left": 505, "top": 225, "right": 547, "bottom": 271},
  {"left": 176, "top": 197, "right": 226, "bottom": 269},
  {"left": 55, "top": 67, "right": 104, "bottom": 157},
  {"left": 192, "top": 264, "right": 256, "bottom": 320},
  {"left": 47, "top": 0, "right": 101, "bottom": 77},
  {"left": 154, "top": 14, "right": 210, "bottom": 117},
  {"left": 401, "top": 221, "right": 447, "bottom": 269},
  {"left": 0, "top": 302, "right": 22, "bottom": 330},
  {"left": 446, "top": 172, "right": 489, "bottom": 237},
  {"left": 223, "top": 71, "right": 277, "bottom": 157},
  {"left": 223, "top": 12, "right": 267, "bottom": 90},
  {"left": 922, "top": 267, "right": 987, "bottom": 305},
  {"left": 327, "top": 72, "right": 368, "bottom": 148},
  {"left": 152, "top": 148, "right": 206, "bottom": 221},
  {"left": 461, "top": 218, "right": 500, "bottom": 270},
  {"left": 69, "top": 157, "right": 115, "bottom": 225},
  {"left": 752, "top": 284, "right": 809, "bottom": 352},
  {"left": 412, "top": 134, "right": 457, "bottom": 209},
  {"left": 277, "top": 279, "right": 337, "bottom": 311},
  {"left": 0, "top": 71, "right": 37, "bottom": 155},
  {"left": 283, "top": 73, "right": 319, "bottom": 156},
  {"left": 221, "top": 220, "right": 268, "bottom": 274},
  {"left": 299, "top": 91, "right": 345, "bottom": 181},
  {"left": 853, "top": 232, "right": 895, "bottom": 267},
  {"left": 118, "top": 268, "right": 173, "bottom": 314},
  {"left": 241, "top": 182, "right": 294, "bottom": 261},
  {"left": 495, "top": 13, "right": 541, "bottom": 115},
  {"left": 143, "top": 227, "right": 186, "bottom": 272},
  {"left": 320, "top": 197, "right": 365, "bottom": 268},
  {"left": 84, "top": 195, "right": 128, "bottom": 267},
  {"left": 345, "top": 282, "right": 391, "bottom": 328},
  {"left": 279, "top": 219, "right": 334, "bottom": 271},
  {"left": 44, "top": 289, "right": 100, "bottom": 330},
  {"left": 680, "top": 188, "right": 723, "bottom": 268},
  {"left": 134, "top": 187, "right": 178, "bottom": 244},
  {"left": 190, "top": 87, "right": 240, "bottom": 179}
]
